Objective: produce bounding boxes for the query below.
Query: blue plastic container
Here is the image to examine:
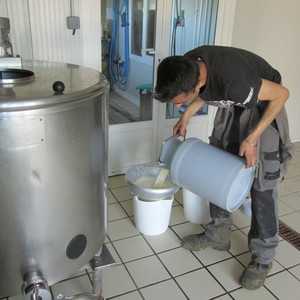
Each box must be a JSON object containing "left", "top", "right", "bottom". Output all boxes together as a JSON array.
[{"left": 160, "top": 137, "right": 255, "bottom": 212}]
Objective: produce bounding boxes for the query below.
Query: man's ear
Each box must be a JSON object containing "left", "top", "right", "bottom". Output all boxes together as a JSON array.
[{"left": 195, "top": 78, "right": 204, "bottom": 91}]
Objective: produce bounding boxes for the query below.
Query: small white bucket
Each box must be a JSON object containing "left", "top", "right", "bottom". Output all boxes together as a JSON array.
[
  {"left": 133, "top": 195, "right": 173, "bottom": 235},
  {"left": 183, "top": 189, "right": 211, "bottom": 224}
]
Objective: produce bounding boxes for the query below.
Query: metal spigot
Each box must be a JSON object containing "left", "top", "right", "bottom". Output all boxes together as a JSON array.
[{"left": 22, "top": 271, "right": 51, "bottom": 300}]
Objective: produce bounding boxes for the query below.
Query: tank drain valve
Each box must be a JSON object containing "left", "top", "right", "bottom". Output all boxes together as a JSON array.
[{"left": 22, "top": 271, "right": 51, "bottom": 300}]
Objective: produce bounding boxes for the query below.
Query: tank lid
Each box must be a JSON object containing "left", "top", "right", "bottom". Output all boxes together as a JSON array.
[
  {"left": 0, "top": 60, "right": 108, "bottom": 111},
  {"left": 0, "top": 68, "right": 35, "bottom": 84}
]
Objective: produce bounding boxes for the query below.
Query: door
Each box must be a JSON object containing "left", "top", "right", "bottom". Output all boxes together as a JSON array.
[
  {"left": 156, "top": 0, "right": 220, "bottom": 148},
  {"left": 103, "top": 0, "right": 235, "bottom": 175},
  {"left": 103, "top": 0, "right": 172, "bottom": 175}
]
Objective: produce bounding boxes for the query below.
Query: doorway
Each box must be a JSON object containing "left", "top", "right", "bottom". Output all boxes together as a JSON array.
[{"left": 101, "top": 0, "right": 221, "bottom": 175}]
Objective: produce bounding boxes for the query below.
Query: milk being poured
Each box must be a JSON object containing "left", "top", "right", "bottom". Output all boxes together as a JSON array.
[{"left": 135, "top": 169, "right": 173, "bottom": 189}]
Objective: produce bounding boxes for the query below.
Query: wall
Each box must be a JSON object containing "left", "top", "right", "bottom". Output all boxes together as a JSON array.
[
  {"left": 0, "top": 0, "right": 101, "bottom": 71},
  {"left": 231, "top": 0, "right": 300, "bottom": 142}
]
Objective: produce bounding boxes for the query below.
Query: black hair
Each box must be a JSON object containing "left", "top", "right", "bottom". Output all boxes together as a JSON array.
[{"left": 154, "top": 56, "right": 199, "bottom": 102}]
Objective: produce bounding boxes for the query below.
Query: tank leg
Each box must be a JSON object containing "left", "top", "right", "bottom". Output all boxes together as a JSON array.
[
  {"left": 54, "top": 245, "right": 115, "bottom": 300},
  {"left": 90, "top": 244, "right": 116, "bottom": 300},
  {"left": 91, "top": 268, "right": 103, "bottom": 299}
]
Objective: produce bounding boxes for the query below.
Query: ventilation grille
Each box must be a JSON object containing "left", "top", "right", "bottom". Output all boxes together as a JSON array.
[{"left": 279, "top": 220, "right": 300, "bottom": 250}]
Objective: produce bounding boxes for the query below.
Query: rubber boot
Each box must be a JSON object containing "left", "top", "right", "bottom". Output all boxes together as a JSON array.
[
  {"left": 181, "top": 232, "right": 231, "bottom": 251},
  {"left": 240, "top": 261, "right": 273, "bottom": 290}
]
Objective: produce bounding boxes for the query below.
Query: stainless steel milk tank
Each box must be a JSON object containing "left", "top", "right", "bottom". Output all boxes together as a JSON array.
[{"left": 0, "top": 60, "right": 109, "bottom": 297}]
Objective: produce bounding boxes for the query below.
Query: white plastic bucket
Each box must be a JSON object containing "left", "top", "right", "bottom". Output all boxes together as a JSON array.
[
  {"left": 133, "top": 196, "right": 174, "bottom": 235},
  {"left": 183, "top": 189, "right": 211, "bottom": 224},
  {"left": 161, "top": 137, "right": 255, "bottom": 212}
]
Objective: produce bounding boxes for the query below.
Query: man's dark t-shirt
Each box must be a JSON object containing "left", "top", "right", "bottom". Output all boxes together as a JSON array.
[{"left": 184, "top": 45, "right": 281, "bottom": 109}]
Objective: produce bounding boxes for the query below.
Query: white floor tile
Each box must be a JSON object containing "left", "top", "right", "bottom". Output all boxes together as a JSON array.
[
  {"left": 193, "top": 247, "right": 232, "bottom": 266},
  {"left": 158, "top": 247, "right": 203, "bottom": 276},
  {"left": 207, "top": 258, "right": 244, "bottom": 291},
  {"left": 264, "top": 271, "right": 300, "bottom": 300},
  {"left": 120, "top": 199, "right": 134, "bottom": 216},
  {"left": 275, "top": 240, "right": 300, "bottom": 268},
  {"left": 108, "top": 175, "right": 127, "bottom": 189},
  {"left": 230, "top": 286, "right": 277, "bottom": 299},
  {"left": 144, "top": 228, "right": 181, "bottom": 253},
  {"left": 277, "top": 182, "right": 294, "bottom": 197},
  {"left": 232, "top": 209, "right": 251, "bottom": 228},
  {"left": 107, "top": 218, "right": 139, "bottom": 241},
  {"left": 126, "top": 255, "right": 171, "bottom": 288},
  {"left": 286, "top": 165, "right": 300, "bottom": 177},
  {"left": 174, "top": 189, "right": 183, "bottom": 205},
  {"left": 102, "top": 264, "right": 136, "bottom": 298},
  {"left": 113, "top": 235, "right": 154, "bottom": 262},
  {"left": 171, "top": 222, "right": 205, "bottom": 240},
  {"left": 108, "top": 291, "right": 143, "bottom": 300},
  {"left": 175, "top": 268, "right": 225, "bottom": 300},
  {"left": 292, "top": 153, "right": 300, "bottom": 163},
  {"left": 111, "top": 186, "right": 132, "bottom": 201},
  {"left": 228, "top": 230, "right": 249, "bottom": 256},
  {"left": 281, "top": 178, "right": 300, "bottom": 193},
  {"left": 239, "top": 226, "right": 250, "bottom": 237},
  {"left": 289, "top": 264, "right": 300, "bottom": 280},
  {"left": 278, "top": 199, "right": 296, "bottom": 216},
  {"left": 108, "top": 202, "right": 128, "bottom": 221},
  {"left": 105, "top": 242, "right": 122, "bottom": 265},
  {"left": 140, "top": 279, "right": 187, "bottom": 300},
  {"left": 279, "top": 192, "right": 300, "bottom": 211},
  {"left": 108, "top": 190, "right": 117, "bottom": 203},
  {"left": 169, "top": 205, "right": 187, "bottom": 225},
  {"left": 51, "top": 275, "right": 92, "bottom": 298},
  {"left": 280, "top": 211, "right": 300, "bottom": 232},
  {"left": 214, "top": 295, "right": 232, "bottom": 300}
]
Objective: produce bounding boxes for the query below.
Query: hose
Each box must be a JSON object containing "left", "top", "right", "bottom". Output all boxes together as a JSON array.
[{"left": 109, "top": 0, "right": 130, "bottom": 91}]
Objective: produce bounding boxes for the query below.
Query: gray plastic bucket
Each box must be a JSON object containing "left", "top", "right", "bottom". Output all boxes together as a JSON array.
[{"left": 160, "top": 137, "right": 255, "bottom": 212}]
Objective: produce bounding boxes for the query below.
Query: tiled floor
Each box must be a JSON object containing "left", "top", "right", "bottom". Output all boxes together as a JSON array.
[{"left": 6, "top": 143, "right": 300, "bottom": 300}]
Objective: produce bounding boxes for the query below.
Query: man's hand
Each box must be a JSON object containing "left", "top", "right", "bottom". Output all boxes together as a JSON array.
[
  {"left": 239, "top": 139, "right": 257, "bottom": 168},
  {"left": 173, "top": 115, "right": 190, "bottom": 137}
]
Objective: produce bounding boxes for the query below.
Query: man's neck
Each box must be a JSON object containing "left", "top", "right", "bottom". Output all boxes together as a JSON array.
[{"left": 198, "top": 61, "right": 207, "bottom": 86}]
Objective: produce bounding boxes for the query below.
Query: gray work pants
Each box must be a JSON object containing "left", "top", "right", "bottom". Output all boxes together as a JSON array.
[{"left": 206, "top": 108, "right": 281, "bottom": 265}]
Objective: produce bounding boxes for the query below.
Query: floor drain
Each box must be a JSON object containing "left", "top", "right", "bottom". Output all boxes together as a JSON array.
[{"left": 278, "top": 220, "right": 300, "bottom": 250}]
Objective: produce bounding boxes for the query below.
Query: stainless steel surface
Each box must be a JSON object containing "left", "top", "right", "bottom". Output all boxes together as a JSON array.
[
  {"left": 0, "top": 68, "right": 35, "bottom": 84},
  {"left": 0, "top": 60, "right": 109, "bottom": 297},
  {"left": 125, "top": 162, "right": 179, "bottom": 201}
]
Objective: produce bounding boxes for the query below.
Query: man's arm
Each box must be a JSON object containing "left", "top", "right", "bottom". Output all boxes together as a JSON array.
[
  {"left": 240, "top": 79, "right": 289, "bottom": 167},
  {"left": 173, "top": 97, "right": 206, "bottom": 136}
]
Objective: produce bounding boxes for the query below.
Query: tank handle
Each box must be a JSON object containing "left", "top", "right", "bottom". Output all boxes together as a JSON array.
[{"left": 52, "top": 81, "right": 65, "bottom": 95}]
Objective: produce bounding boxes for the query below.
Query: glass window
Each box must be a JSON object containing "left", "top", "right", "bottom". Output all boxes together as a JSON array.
[
  {"left": 131, "top": 0, "right": 143, "bottom": 56},
  {"left": 146, "top": 0, "right": 156, "bottom": 51},
  {"left": 166, "top": 0, "right": 219, "bottom": 119}
]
